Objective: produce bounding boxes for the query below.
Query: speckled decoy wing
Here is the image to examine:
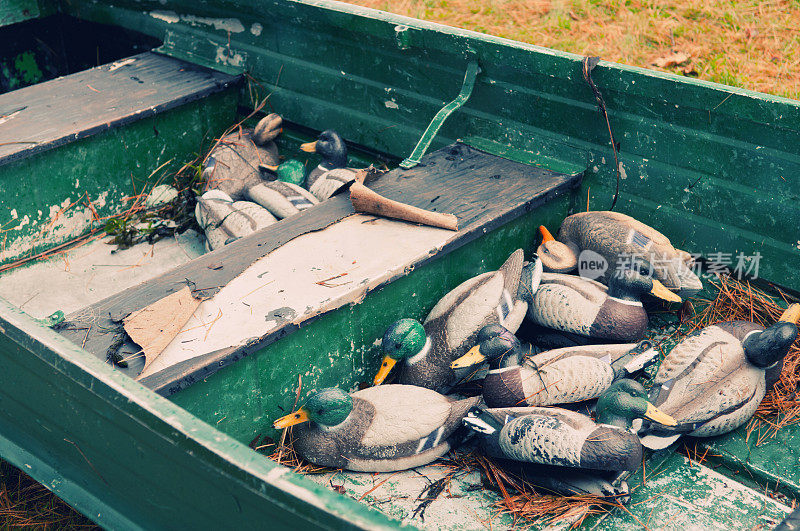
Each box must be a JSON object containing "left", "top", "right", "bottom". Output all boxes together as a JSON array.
[
  {"left": 654, "top": 326, "right": 740, "bottom": 385},
  {"left": 520, "top": 356, "right": 615, "bottom": 406},
  {"left": 652, "top": 327, "right": 763, "bottom": 428},
  {"left": 686, "top": 370, "right": 765, "bottom": 436},
  {"left": 527, "top": 274, "right": 607, "bottom": 335},
  {"left": 352, "top": 385, "right": 460, "bottom": 448},
  {"left": 498, "top": 408, "right": 597, "bottom": 467},
  {"left": 425, "top": 249, "right": 525, "bottom": 358}
]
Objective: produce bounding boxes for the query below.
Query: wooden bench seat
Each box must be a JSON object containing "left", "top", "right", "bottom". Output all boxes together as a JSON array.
[{"left": 0, "top": 51, "right": 239, "bottom": 166}]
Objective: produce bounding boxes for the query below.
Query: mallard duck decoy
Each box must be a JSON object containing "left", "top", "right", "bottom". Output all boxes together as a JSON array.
[
  {"left": 463, "top": 379, "right": 676, "bottom": 472},
  {"left": 639, "top": 304, "right": 800, "bottom": 449},
  {"left": 537, "top": 211, "right": 702, "bottom": 295},
  {"left": 246, "top": 180, "right": 319, "bottom": 219},
  {"left": 519, "top": 261, "right": 681, "bottom": 342},
  {"left": 195, "top": 190, "right": 277, "bottom": 251},
  {"left": 451, "top": 324, "right": 658, "bottom": 407},
  {"left": 373, "top": 249, "right": 527, "bottom": 391},
  {"left": 202, "top": 114, "right": 283, "bottom": 200},
  {"left": 300, "top": 130, "right": 358, "bottom": 201},
  {"left": 272, "top": 385, "right": 480, "bottom": 472}
]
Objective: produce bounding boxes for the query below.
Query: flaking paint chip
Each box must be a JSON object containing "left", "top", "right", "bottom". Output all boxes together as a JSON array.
[{"left": 124, "top": 286, "right": 201, "bottom": 374}]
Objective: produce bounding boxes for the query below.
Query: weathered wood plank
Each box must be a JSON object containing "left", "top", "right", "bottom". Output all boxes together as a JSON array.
[
  {"left": 0, "top": 51, "right": 239, "bottom": 166},
  {"left": 60, "top": 143, "right": 582, "bottom": 392}
]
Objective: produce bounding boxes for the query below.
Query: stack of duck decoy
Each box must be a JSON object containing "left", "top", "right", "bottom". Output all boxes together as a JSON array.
[
  {"left": 272, "top": 212, "right": 800, "bottom": 505},
  {"left": 195, "top": 114, "right": 359, "bottom": 251}
]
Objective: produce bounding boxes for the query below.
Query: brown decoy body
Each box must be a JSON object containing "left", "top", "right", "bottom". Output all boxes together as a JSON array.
[
  {"left": 202, "top": 114, "right": 283, "bottom": 200},
  {"left": 538, "top": 211, "right": 702, "bottom": 295},
  {"left": 463, "top": 380, "right": 676, "bottom": 473},
  {"left": 451, "top": 324, "right": 659, "bottom": 408},
  {"left": 373, "top": 249, "right": 527, "bottom": 391},
  {"left": 640, "top": 304, "right": 800, "bottom": 449},
  {"left": 518, "top": 260, "right": 681, "bottom": 342},
  {"left": 273, "top": 385, "right": 479, "bottom": 472}
]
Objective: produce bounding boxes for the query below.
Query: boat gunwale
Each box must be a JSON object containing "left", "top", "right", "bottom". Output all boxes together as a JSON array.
[{"left": 0, "top": 297, "right": 402, "bottom": 530}]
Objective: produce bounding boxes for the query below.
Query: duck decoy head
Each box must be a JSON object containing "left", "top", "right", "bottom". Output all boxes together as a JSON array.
[
  {"left": 451, "top": 324, "right": 522, "bottom": 370},
  {"left": 273, "top": 387, "right": 353, "bottom": 429},
  {"left": 536, "top": 225, "right": 578, "bottom": 273},
  {"left": 261, "top": 159, "right": 307, "bottom": 187},
  {"left": 252, "top": 113, "right": 283, "bottom": 145},
  {"left": 374, "top": 319, "right": 427, "bottom": 385},
  {"left": 608, "top": 269, "right": 682, "bottom": 304},
  {"left": 596, "top": 379, "right": 677, "bottom": 429},
  {"left": 300, "top": 130, "right": 348, "bottom": 169},
  {"left": 743, "top": 304, "right": 800, "bottom": 368}
]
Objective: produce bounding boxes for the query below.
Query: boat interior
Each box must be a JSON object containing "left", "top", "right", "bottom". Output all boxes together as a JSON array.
[{"left": 0, "top": 1, "right": 799, "bottom": 529}]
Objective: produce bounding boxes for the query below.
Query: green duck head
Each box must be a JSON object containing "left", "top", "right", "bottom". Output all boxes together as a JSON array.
[
  {"left": 374, "top": 318, "right": 427, "bottom": 385},
  {"left": 596, "top": 379, "right": 677, "bottom": 429},
  {"left": 273, "top": 387, "right": 353, "bottom": 429},
  {"left": 607, "top": 269, "right": 682, "bottom": 304},
  {"left": 260, "top": 159, "right": 307, "bottom": 187},
  {"left": 451, "top": 324, "right": 523, "bottom": 370},
  {"left": 300, "top": 130, "right": 348, "bottom": 169}
]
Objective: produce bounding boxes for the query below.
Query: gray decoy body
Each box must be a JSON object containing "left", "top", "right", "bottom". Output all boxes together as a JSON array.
[
  {"left": 194, "top": 190, "right": 277, "bottom": 251},
  {"left": 640, "top": 306, "right": 800, "bottom": 449},
  {"left": 519, "top": 261, "right": 681, "bottom": 342},
  {"left": 246, "top": 180, "right": 319, "bottom": 219},
  {"left": 273, "top": 385, "right": 479, "bottom": 472},
  {"left": 452, "top": 324, "right": 659, "bottom": 408},
  {"left": 373, "top": 249, "right": 527, "bottom": 391},
  {"left": 463, "top": 380, "right": 675, "bottom": 473},
  {"left": 538, "top": 211, "right": 702, "bottom": 295},
  {"left": 202, "top": 114, "right": 283, "bottom": 200},
  {"left": 309, "top": 167, "right": 359, "bottom": 201}
]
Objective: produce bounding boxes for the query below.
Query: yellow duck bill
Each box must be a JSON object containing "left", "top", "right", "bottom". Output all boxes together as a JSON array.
[
  {"left": 650, "top": 279, "right": 682, "bottom": 303},
  {"left": 273, "top": 407, "right": 310, "bottom": 429},
  {"left": 644, "top": 403, "right": 677, "bottom": 426},
  {"left": 779, "top": 303, "right": 800, "bottom": 324},
  {"left": 300, "top": 141, "right": 317, "bottom": 153},
  {"left": 373, "top": 356, "right": 397, "bottom": 385},
  {"left": 451, "top": 345, "right": 487, "bottom": 369}
]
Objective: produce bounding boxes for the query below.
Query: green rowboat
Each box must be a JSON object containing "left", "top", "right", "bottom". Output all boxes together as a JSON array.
[{"left": 0, "top": 0, "right": 798, "bottom": 528}]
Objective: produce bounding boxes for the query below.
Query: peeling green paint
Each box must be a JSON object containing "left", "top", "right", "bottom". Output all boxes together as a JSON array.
[{"left": 0, "top": 90, "right": 239, "bottom": 266}]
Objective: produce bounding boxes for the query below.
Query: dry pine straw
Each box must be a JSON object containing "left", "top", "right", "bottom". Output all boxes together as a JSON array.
[
  {"left": 0, "top": 462, "right": 97, "bottom": 530},
  {"left": 679, "top": 274, "right": 800, "bottom": 444}
]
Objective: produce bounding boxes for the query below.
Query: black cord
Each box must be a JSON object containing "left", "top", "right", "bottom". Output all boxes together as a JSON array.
[{"left": 582, "top": 56, "right": 621, "bottom": 211}]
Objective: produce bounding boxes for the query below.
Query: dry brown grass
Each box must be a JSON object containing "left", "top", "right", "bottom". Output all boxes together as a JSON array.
[{"left": 345, "top": 0, "right": 800, "bottom": 99}]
